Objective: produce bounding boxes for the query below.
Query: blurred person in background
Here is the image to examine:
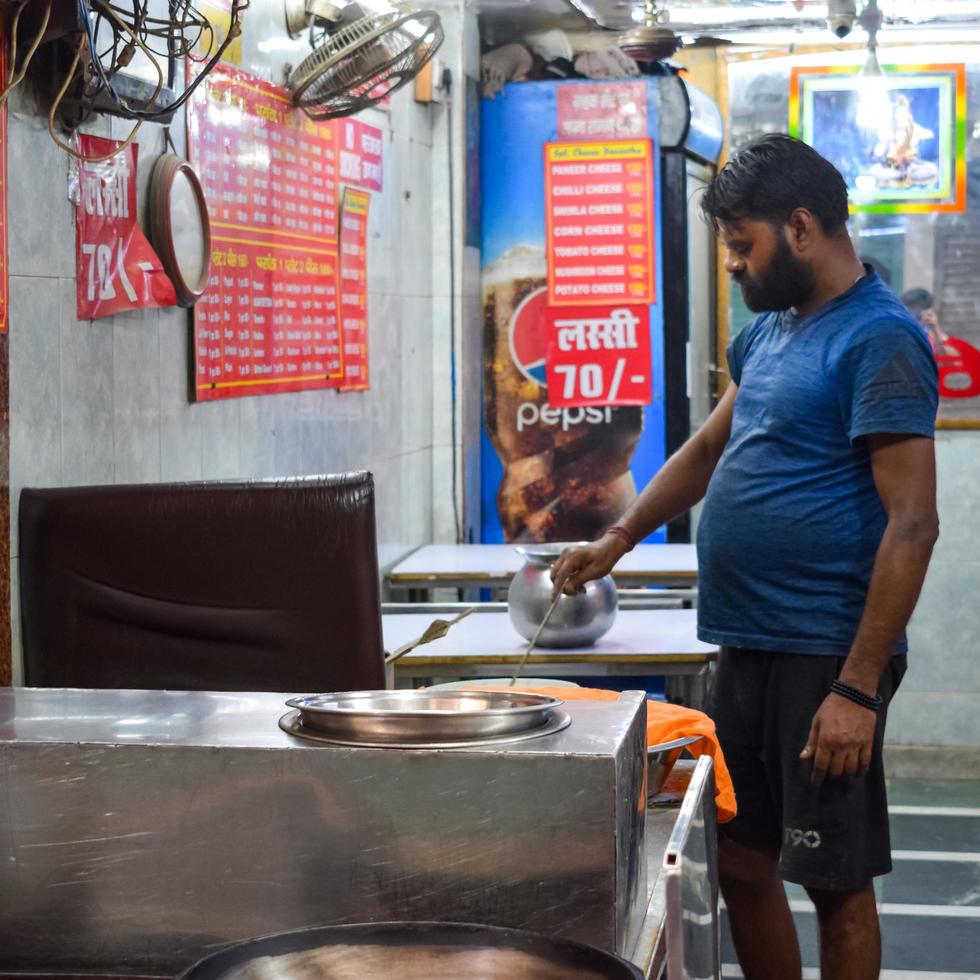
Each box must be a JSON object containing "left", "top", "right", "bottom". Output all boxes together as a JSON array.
[{"left": 901, "top": 287, "right": 950, "bottom": 354}]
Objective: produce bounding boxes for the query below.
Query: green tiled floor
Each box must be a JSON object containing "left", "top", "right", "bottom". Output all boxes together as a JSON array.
[
  {"left": 721, "top": 778, "right": 980, "bottom": 978},
  {"left": 887, "top": 777, "right": 980, "bottom": 808}
]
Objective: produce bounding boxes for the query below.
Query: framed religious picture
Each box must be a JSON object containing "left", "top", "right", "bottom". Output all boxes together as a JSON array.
[{"left": 791, "top": 64, "right": 967, "bottom": 214}]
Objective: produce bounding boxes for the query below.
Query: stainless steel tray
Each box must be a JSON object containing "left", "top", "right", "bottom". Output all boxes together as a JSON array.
[
  {"left": 283, "top": 689, "right": 565, "bottom": 744},
  {"left": 279, "top": 707, "right": 572, "bottom": 749}
]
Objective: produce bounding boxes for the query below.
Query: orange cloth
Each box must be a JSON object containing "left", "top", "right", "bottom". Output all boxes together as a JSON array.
[{"left": 469, "top": 685, "right": 737, "bottom": 823}]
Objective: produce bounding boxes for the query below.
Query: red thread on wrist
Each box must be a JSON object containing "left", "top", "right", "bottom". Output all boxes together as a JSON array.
[{"left": 606, "top": 525, "right": 636, "bottom": 551}]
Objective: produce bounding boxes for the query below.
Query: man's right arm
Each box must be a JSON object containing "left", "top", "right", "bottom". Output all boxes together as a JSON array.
[{"left": 551, "top": 382, "right": 738, "bottom": 596}]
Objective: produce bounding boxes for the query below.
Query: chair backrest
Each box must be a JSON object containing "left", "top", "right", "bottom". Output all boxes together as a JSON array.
[{"left": 19, "top": 473, "right": 385, "bottom": 692}]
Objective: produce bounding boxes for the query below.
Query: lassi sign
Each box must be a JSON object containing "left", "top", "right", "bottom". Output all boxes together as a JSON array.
[{"left": 544, "top": 304, "right": 652, "bottom": 408}]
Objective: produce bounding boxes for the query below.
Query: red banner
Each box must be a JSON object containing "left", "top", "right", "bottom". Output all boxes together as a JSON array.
[
  {"left": 545, "top": 304, "right": 652, "bottom": 407},
  {"left": 556, "top": 82, "right": 648, "bottom": 141},
  {"left": 74, "top": 136, "right": 176, "bottom": 320},
  {"left": 544, "top": 139, "right": 656, "bottom": 308},
  {"left": 339, "top": 187, "right": 371, "bottom": 391},
  {"left": 338, "top": 118, "right": 384, "bottom": 192}
]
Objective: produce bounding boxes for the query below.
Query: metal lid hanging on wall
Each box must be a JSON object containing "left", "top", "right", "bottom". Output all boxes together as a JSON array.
[{"left": 149, "top": 153, "right": 212, "bottom": 308}]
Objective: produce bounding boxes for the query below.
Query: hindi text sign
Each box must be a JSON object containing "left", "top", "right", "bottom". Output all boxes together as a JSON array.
[
  {"left": 545, "top": 304, "right": 652, "bottom": 408},
  {"left": 555, "top": 82, "right": 648, "bottom": 141},
  {"left": 75, "top": 135, "right": 176, "bottom": 320}
]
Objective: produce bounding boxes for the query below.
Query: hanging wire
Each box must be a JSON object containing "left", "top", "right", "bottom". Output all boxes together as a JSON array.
[
  {"left": 36, "top": 0, "right": 250, "bottom": 160},
  {"left": 0, "top": 0, "right": 54, "bottom": 107},
  {"left": 47, "top": 29, "right": 155, "bottom": 161},
  {"left": 73, "top": 0, "right": 250, "bottom": 121}
]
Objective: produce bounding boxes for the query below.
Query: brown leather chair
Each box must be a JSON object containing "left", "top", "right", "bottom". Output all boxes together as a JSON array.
[{"left": 19, "top": 473, "right": 385, "bottom": 692}]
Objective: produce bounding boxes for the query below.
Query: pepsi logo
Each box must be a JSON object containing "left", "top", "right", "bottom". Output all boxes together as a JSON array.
[{"left": 509, "top": 287, "right": 549, "bottom": 387}]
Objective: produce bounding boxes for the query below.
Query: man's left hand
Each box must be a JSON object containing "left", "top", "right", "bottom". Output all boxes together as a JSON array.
[{"left": 800, "top": 693, "right": 877, "bottom": 785}]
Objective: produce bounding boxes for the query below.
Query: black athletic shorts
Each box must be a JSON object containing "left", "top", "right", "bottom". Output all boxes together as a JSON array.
[{"left": 708, "top": 647, "right": 907, "bottom": 892}]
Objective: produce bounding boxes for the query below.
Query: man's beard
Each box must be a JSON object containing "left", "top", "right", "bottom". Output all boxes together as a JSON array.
[{"left": 735, "top": 237, "right": 816, "bottom": 313}]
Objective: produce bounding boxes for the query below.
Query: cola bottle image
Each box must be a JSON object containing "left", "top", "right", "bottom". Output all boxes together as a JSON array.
[{"left": 482, "top": 245, "right": 643, "bottom": 542}]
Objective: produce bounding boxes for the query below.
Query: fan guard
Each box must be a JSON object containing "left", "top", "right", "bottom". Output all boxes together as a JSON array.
[{"left": 288, "top": 6, "right": 443, "bottom": 120}]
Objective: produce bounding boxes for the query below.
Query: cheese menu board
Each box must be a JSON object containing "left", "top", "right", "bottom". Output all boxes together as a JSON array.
[
  {"left": 339, "top": 188, "right": 371, "bottom": 391},
  {"left": 186, "top": 64, "right": 381, "bottom": 400},
  {"left": 544, "top": 139, "right": 656, "bottom": 308}
]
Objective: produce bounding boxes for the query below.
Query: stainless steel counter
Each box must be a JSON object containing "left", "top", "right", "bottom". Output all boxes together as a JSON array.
[{"left": 0, "top": 688, "right": 649, "bottom": 974}]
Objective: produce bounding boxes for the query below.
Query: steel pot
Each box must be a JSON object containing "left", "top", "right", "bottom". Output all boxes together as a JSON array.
[
  {"left": 176, "top": 921, "right": 644, "bottom": 980},
  {"left": 648, "top": 734, "right": 702, "bottom": 796},
  {"left": 508, "top": 544, "right": 617, "bottom": 648}
]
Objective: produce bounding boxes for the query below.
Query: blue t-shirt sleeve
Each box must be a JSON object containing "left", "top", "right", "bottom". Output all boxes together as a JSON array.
[
  {"left": 726, "top": 317, "right": 764, "bottom": 385},
  {"left": 836, "top": 317, "right": 938, "bottom": 444}
]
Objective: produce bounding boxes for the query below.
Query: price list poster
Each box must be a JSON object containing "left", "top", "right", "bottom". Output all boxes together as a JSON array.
[
  {"left": 542, "top": 139, "right": 655, "bottom": 408},
  {"left": 339, "top": 188, "right": 371, "bottom": 390},
  {"left": 187, "top": 65, "right": 381, "bottom": 401}
]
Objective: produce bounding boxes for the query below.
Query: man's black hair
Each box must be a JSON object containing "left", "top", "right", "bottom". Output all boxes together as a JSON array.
[
  {"left": 701, "top": 134, "right": 850, "bottom": 234},
  {"left": 900, "top": 287, "right": 935, "bottom": 316}
]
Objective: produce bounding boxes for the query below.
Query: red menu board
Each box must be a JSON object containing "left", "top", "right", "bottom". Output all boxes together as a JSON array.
[
  {"left": 187, "top": 65, "right": 343, "bottom": 399},
  {"left": 187, "top": 65, "right": 385, "bottom": 400},
  {"left": 339, "top": 187, "right": 371, "bottom": 391},
  {"left": 544, "top": 140, "right": 656, "bottom": 308},
  {"left": 544, "top": 304, "right": 652, "bottom": 408},
  {"left": 555, "top": 82, "right": 648, "bottom": 141}
]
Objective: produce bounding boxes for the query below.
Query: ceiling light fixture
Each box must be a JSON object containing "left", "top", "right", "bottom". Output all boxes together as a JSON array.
[
  {"left": 618, "top": 0, "right": 682, "bottom": 62},
  {"left": 860, "top": 0, "right": 885, "bottom": 77}
]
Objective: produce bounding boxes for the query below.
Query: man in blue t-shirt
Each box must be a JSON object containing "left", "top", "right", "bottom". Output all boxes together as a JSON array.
[{"left": 552, "top": 135, "right": 938, "bottom": 980}]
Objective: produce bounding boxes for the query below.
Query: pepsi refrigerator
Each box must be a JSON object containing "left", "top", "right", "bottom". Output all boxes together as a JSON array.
[{"left": 480, "top": 74, "right": 723, "bottom": 545}]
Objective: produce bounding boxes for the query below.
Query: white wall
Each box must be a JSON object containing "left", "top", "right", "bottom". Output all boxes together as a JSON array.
[
  {"left": 6, "top": 0, "right": 464, "bottom": 681},
  {"left": 429, "top": 0, "right": 483, "bottom": 545}
]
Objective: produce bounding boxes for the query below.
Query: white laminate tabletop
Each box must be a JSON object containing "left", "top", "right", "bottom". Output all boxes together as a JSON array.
[
  {"left": 388, "top": 543, "right": 698, "bottom": 583},
  {"left": 383, "top": 608, "right": 716, "bottom": 666}
]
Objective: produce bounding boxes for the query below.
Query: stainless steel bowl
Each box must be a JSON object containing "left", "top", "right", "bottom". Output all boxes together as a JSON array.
[
  {"left": 284, "top": 689, "right": 564, "bottom": 743},
  {"left": 648, "top": 734, "right": 701, "bottom": 795},
  {"left": 177, "top": 922, "right": 645, "bottom": 980},
  {"left": 508, "top": 543, "right": 618, "bottom": 648}
]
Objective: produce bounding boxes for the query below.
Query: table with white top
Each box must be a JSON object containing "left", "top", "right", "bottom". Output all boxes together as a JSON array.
[
  {"left": 384, "top": 608, "right": 717, "bottom": 706},
  {"left": 387, "top": 543, "right": 699, "bottom": 593}
]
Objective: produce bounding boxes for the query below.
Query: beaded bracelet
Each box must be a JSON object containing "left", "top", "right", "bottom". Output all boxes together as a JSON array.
[
  {"left": 830, "top": 679, "right": 883, "bottom": 713},
  {"left": 605, "top": 525, "right": 636, "bottom": 552}
]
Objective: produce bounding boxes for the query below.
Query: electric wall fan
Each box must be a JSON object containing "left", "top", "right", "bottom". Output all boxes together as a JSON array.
[{"left": 287, "top": 0, "right": 444, "bottom": 120}]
